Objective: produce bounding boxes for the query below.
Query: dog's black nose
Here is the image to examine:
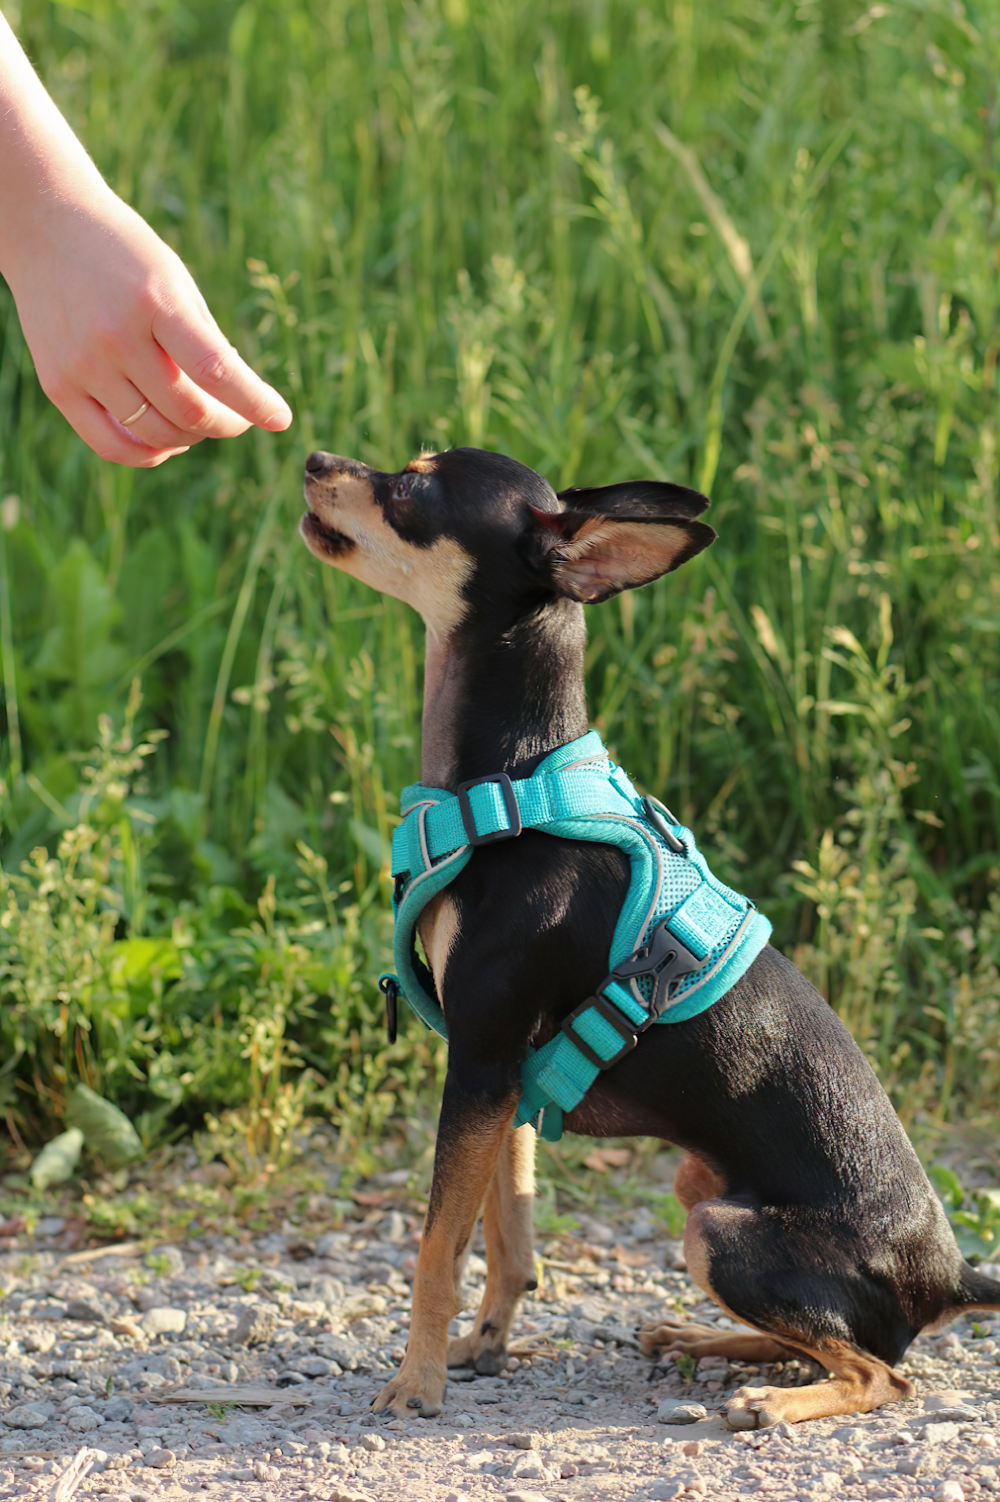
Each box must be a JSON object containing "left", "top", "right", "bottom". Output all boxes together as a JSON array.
[{"left": 305, "top": 451, "right": 332, "bottom": 476}]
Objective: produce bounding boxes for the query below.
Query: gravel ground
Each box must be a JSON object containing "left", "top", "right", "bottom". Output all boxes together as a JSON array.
[{"left": 1, "top": 1177, "right": 998, "bottom": 1502}]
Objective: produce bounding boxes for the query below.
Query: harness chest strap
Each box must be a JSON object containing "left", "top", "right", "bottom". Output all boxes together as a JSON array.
[{"left": 386, "top": 731, "right": 771, "bottom": 1142}]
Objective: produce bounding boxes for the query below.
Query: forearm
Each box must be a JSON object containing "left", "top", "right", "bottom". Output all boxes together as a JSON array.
[{"left": 0, "top": 12, "right": 112, "bottom": 283}]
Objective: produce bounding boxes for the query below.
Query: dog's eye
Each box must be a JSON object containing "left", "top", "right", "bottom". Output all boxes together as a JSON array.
[{"left": 391, "top": 478, "right": 412, "bottom": 503}]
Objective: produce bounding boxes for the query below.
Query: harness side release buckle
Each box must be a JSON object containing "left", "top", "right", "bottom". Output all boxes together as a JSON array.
[
  {"left": 560, "top": 920, "right": 704, "bottom": 1071},
  {"left": 456, "top": 772, "right": 522, "bottom": 846}
]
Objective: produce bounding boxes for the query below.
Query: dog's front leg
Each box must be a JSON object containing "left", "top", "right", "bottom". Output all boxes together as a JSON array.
[
  {"left": 447, "top": 1119, "right": 536, "bottom": 1374},
  {"left": 372, "top": 1072, "right": 519, "bottom": 1418}
]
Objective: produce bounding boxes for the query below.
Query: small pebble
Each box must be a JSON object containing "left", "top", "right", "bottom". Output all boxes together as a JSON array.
[
  {"left": 142, "top": 1448, "right": 176, "bottom": 1468},
  {"left": 657, "top": 1400, "right": 708, "bottom": 1424}
]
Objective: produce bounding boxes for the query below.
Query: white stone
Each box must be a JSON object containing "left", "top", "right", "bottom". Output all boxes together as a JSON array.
[
  {"left": 657, "top": 1400, "right": 708, "bottom": 1424},
  {"left": 933, "top": 1483, "right": 965, "bottom": 1502},
  {"left": 141, "top": 1307, "right": 187, "bottom": 1337}
]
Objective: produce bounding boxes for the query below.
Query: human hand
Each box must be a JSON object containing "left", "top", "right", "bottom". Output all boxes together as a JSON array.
[{"left": 4, "top": 186, "right": 292, "bottom": 467}]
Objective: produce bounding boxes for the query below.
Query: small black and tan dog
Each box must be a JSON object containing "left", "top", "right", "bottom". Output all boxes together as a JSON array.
[{"left": 300, "top": 445, "right": 999, "bottom": 1429}]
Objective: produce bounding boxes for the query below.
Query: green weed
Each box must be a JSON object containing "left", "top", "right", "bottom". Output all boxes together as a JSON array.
[{"left": 0, "top": 0, "right": 999, "bottom": 1154}]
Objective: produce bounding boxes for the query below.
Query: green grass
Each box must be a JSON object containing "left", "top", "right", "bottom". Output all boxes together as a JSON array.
[{"left": 1, "top": 0, "right": 999, "bottom": 1158}]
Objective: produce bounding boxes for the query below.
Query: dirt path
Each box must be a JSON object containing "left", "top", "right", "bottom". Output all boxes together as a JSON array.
[{"left": 1, "top": 1180, "right": 997, "bottom": 1502}]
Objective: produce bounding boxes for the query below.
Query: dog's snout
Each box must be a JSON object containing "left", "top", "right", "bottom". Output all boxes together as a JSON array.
[{"left": 305, "top": 450, "right": 333, "bottom": 477}]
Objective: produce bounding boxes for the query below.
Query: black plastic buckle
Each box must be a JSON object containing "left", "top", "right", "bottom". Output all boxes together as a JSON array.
[
  {"left": 562, "top": 991, "right": 639, "bottom": 1070},
  {"left": 611, "top": 919, "right": 702, "bottom": 1019},
  {"left": 456, "top": 772, "right": 522, "bottom": 846}
]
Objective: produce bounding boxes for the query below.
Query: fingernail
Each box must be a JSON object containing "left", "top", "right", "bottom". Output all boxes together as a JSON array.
[{"left": 263, "top": 406, "right": 293, "bottom": 431}]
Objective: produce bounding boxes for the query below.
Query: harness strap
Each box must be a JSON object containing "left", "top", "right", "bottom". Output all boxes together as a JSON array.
[{"left": 387, "top": 732, "right": 771, "bottom": 1141}]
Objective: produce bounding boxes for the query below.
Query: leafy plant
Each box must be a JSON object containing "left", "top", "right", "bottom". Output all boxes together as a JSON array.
[
  {"left": 931, "top": 1167, "right": 1000, "bottom": 1262},
  {"left": 2, "top": 0, "right": 1000, "bottom": 1158}
]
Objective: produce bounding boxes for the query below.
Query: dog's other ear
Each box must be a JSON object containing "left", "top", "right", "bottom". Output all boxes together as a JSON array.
[{"left": 529, "top": 480, "right": 716, "bottom": 604}]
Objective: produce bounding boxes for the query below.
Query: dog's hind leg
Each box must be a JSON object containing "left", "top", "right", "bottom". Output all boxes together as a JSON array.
[
  {"left": 640, "top": 1155, "right": 794, "bottom": 1364},
  {"left": 681, "top": 1197, "right": 913, "bottom": 1428},
  {"left": 372, "top": 1079, "right": 520, "bottom": 1418},
  {"left": 448, "top": 1120, "right": 536, "bottom": 1375}
]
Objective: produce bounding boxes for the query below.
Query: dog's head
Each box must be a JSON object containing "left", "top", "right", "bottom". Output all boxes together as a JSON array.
[{"left": 301, "top": 447, "right": 715, "bottom": 631}]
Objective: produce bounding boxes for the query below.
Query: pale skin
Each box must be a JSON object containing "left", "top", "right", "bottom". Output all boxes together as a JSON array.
[{"left": 0, "top": 11, "right": 292, "bottom": 466}]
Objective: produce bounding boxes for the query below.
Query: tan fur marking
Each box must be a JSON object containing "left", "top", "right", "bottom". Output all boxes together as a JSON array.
[
  {"left": 372, "top": 1098, "right": 519, "bottom": 1418},
  {"left": 448, "top": 1123, "right": 536, "bottom": 1373},
  {"left": 303, "top": 468, "right": 472, "bottom": 632},
  {"left": 673, "top": 1152, "right": 725, "bottom": 1212},
  {"left": 406, "top": 454, "right": 439, "bottom": 473},
  {"left": 418, "top": 892, "right": 460, "bottom": 996}
]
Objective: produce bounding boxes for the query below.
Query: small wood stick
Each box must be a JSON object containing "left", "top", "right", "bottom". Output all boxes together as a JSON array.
[{"left": 50, "top": 1447, "right": 95, "bottom": 1502}]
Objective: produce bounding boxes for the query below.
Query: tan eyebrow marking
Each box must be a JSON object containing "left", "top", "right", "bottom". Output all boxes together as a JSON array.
[{"left": 406, "top": 454, "right": 439, "bottom": 474}]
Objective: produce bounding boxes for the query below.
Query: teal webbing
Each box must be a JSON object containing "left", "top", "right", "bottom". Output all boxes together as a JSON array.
[{"left": 387, "top": 732, "right": 771, "bottom": 1141}]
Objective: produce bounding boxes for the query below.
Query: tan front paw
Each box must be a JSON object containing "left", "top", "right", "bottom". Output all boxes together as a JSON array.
[
  {"left": 725, "top": 1385, "right": 785, "bottom": 1430},
  {"left": 372, "top": 1363, "right": 446, "bottom": 1419},
  {"left": 447, "top": 1329, "right": 507, "bottom": 1375}
]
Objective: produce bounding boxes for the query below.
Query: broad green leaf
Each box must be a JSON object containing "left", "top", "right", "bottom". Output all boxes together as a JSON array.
[
  {"left": 30, "top": 1128, "right": 84, "bottom": 1190},
  {"left": 111, "top": 938, "right": 183, "bottom": 985},
  {"left": 65, "top": 1085, "right": 142, "bottom": 1167}
]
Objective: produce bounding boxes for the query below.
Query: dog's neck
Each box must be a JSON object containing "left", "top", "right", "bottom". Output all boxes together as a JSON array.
[{"left": 420, "top": 598, "right": 589, "bottom": 789}]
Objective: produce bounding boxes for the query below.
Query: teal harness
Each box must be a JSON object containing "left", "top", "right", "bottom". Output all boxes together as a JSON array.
[{"left": 385, "top": 731, "right": 771, "bottom": 1142}]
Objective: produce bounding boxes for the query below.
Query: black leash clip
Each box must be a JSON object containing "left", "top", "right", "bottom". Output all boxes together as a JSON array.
[{"left": 378, "top": 973, "right": 399, "bottom": 1044}]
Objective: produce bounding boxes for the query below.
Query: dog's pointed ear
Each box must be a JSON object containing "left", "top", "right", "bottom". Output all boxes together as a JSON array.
[{"left": 528, "top": 480, "right": 716, "bottom": 603}]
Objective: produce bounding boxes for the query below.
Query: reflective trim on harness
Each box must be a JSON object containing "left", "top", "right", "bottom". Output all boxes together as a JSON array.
[{"left": 385, "top": 731, "right": 771, "bottom": 1141}]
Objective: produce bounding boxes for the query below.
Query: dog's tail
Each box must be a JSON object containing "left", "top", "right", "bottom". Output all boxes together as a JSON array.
[{"left": 954, "top": 1260, "right": 1000, "bottom": 1310}]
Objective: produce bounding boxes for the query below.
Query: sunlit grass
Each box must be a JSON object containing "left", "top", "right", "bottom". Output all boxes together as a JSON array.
[{"left": 1, "top": 0, "right": 999, "bottom": 1144}]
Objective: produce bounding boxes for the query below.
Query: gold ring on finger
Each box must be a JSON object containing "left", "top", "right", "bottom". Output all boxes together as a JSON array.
[{"left": 120, "top": 400, "right": 150, "bottom": 427}]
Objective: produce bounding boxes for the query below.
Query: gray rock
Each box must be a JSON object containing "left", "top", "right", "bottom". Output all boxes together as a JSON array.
[
  {"left": 141, "top": 1307, "right": 187, "bottom": 1337},
  {"left": 232, "top": 1305, "right": 277, "bottom": 1346},
  {"left": 65, "top": 1298, "right": 107, "bottom": 1323},
  {"left": 504, "top": 1492, "right": 553, "bottom": 1502},
  {"left": 361, "top": 1434, "right": 386, "bottom": 1452},
  {"left": 510, "top": 1456, "right": 552, "bottom": 1481},
  {"left": 591, "top": 1322, "right": 640, "bottom": 1348},
  {"left": 913, "top": 1405, "right": 981, "bottom": 1424},
  {"left": 65, "top": 1405, "right": 105, "bottom": 1432},
  {"left": 99, "top": 1397, "right": 134, "bottom": 1423},
  {"left": 290, "top": 1355, "right": 334, "bottom": 1377},
  {"left": 310, "top": 1275, "right": 347, "bottom": 1309},
  {"left": 656, "top": 1400, "right": 708, "bottom": 1425},
  {"left": 221, "top": 1415, "right": 269, "bottom": 1445},
  {"left": 1, "top": 1403, "right": 54, "bottom": 1429},
  {"left": 143, "top": 1448, "right": 176, "bottom": 1468},
  {"left": 506, "top": 1433, "right": 539, "bottom": 1450}
]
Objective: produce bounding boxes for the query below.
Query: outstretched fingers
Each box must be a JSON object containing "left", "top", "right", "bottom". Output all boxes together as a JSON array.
[{"left": 150, "top": 299, "right": 292, "bottom": 435}]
